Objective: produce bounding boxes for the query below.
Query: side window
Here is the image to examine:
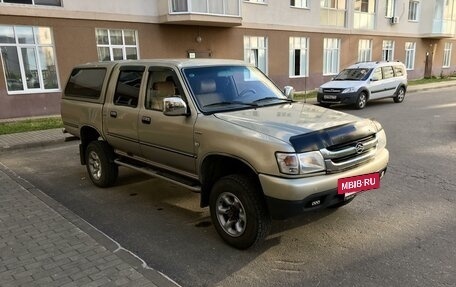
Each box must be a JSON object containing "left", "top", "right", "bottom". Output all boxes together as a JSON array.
[
  {"left": 64, "top": 68, "right": 106, "bottom": 99},
  {"left": 394, "top": 65, "right": 404, "bottom": 77},
  {"left": 145, "top": 68, "right": 183, "bottom": 111},
  {"left": 113, "top": 67, "right": 145, "bottom": 108},
  {"left": 372, "top": 67, "right": 383, "bottom": 80},
  {"left": 382, "top": 66, "right": 394, "bottom": 79}
]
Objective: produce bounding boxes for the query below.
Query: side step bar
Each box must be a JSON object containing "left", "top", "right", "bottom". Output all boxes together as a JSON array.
[{"left": 114, "top": 159, "right": 201, "bottom": 193}]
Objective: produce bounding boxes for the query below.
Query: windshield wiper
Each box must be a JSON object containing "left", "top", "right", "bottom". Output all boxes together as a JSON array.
[
  {"left": 253, "top": 97, "right": 293, "bottom": 104},
  {"left": 203, "top": 101, "right": 258, "bottom": 108}
]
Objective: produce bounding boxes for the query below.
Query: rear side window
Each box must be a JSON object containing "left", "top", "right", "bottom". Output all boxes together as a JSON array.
[
  {"left": 382, "top": 66, "right": 394, "bottom": 79},
  {"left": 394, "top": 65, "right": 404, "bottom": 76},
  {"left": 113, "top": 68, "right": 144, "bottom": 108},
  {"left": 64, "top": 68, "right": 106, "bottom": 99}
]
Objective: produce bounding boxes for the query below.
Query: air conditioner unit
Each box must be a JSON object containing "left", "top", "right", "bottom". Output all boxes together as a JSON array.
[{"left": 391, "top": 16, "right": 399, "bottom": 24}]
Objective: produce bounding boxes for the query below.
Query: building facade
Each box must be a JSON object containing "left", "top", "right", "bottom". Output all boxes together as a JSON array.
[{"left": 1, "top": 0, "right": 455, "bottom": 119}]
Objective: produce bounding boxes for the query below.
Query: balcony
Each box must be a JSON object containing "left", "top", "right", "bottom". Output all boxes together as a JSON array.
[
  {"left": 353, "top": 11, "right": 375, "bottom": 30},
  {"left": 425, "top": 19, "right": 456, "bottom": 38},
  {"left": 320, "top": 8, "right": 346, "bottom": 27},
  {"left": 159, "top": 0, "right": 242, "bottom": 27}
]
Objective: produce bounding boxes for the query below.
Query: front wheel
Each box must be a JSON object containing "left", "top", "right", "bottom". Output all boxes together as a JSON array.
[
  {"left": 393, "top": 86, "right": 406, "bottom": 103},
  {"left": 85, "top": 141, "right": 118, "bottom": 187},
  {"left": 355, "top": 92, "right": 367, "bottom": 109},
  {"left": 209, "top": 174, "right": 271, "bottom": 249}
]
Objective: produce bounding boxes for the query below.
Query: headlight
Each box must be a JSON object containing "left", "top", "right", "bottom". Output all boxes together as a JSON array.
[
  {"left": 318, "top": 87, "right": 323, "bottom": 93},
  {"left": 341, "top": 87, "right": 356, "bottom": 93},
  {"left": 376, "top": 129, "right": 387, "bottom": 150},
  {"left": 276, "top": 151, "right": 325, "bottom": 175}
]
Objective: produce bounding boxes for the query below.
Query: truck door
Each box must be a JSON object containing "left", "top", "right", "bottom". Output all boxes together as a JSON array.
[
  {"left": 103, "top": 65, "right": 145, "bottom": 155},
  {"left": 138, "top": 66, "right": 197, "bottom": 175}
]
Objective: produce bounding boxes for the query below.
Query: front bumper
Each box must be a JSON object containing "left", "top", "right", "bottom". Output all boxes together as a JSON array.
[
  {"left": 259, "top": 148, "right": 389, "bottom": 219},
  {"left": 317, "top": 91, "right": 359, "bottom": 105}
]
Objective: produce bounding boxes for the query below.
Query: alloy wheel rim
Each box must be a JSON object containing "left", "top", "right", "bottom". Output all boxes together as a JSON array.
[
  {"left": 359, "top": 94, "right": 366, "bottom": 108},
  {"left": 215, "top": 192, "right": 247, "bottom": 237},
  {"left": 88, "top": 151, "right": 102, "bottom": 180},
  {"left": 398, "top": 89, "right": 405, "bottom": 101}
]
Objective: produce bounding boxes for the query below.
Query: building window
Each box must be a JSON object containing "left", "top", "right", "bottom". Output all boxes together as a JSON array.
[
  {"left": 245, "top": 0, "right": 266, "bottom": 3},
  {"left": 443, "top": 42, "right": 452, "bottom": 68},
  {"left": 385, "top": 0, "right": 395, "bottom": 17},
  {"left": 382, "top": 40, "right": 395, "bottom": 61},
  {"left": 171, "top": 0, "right": 240, "bottom": 16},
  {"left": 405, "top": 42, "right": 416, "bottom": 70},
  {"left": 290, "top": 0, "right": 308, "bottom": 8},
  {"left": 244, "top": 36, "right": 268, "bottom": 74},
  {"left": 323, "top": 38, "right": 340, "bottom": 75},
  {"left": 289, "top": 37, "right": 309, "bottom": 77},
  {"left": 96, "top": 29, "right": 139, "bottom": 61},
  {"left": 408, "top": 0, "right": 419, "bottom": 21},
  {"left": 354, "top": 0, "right": 376, "bottom": 29},
  {"left": 358, "top": 39, "right": 372, "bottom": 62},
  {"left": 0, "top": 25, "right": 59, "bottom": 94},
  {"left": 0, "top": 0, "right": 61, "bottom": 6},
  {"left": 321, "top": 0, "right": 346, "bottom": 27}
]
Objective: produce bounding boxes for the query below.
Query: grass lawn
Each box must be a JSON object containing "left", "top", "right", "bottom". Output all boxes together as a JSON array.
[
  {"left": 408, "top": 77, "right": 456, "bottom": 86},
  {"left": 0, "top": 117, "right": 63, "bottom": 135}
]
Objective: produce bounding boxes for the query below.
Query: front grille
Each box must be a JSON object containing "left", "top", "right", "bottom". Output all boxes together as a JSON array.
[
  {"left": 323, "top": 88, "right": 343, "bottom": 94},
  {"left": 320, "top": 135, "right": 377, "bottom": 173}
]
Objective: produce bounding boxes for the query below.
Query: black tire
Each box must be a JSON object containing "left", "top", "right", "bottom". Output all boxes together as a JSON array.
[
  {"left": 209, "top": 174, "right": 271, "bottom": 249},
  {"left": 85, "top": 141, "right": 118, "bottom": 187},
  {"left": 329, "top": 195, "right": 356, "bottom": 208},
  {"left": 393, "top": 86, "right": 406, "bottom": 103},
  {"left": 355, "top": 92, "right": 367, "bottom": 109}
]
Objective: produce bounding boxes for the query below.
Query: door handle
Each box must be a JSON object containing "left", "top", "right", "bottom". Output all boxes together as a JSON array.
[
  {"left": 110, "top": 111, "right": 117, "bottom": 118},
  {"left": 142, "top": 116, "right": 151, "bottom": 124}
]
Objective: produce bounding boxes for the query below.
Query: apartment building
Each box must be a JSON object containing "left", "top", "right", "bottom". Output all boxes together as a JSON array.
[{"left": 1, "top": 0, "right": 455, "bottom": 119}]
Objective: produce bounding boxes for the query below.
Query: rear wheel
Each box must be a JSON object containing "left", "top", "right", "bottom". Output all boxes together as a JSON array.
[
  {"left": 393, "top": 86, "right": 406, "bottom": 103},
  {"left": 355, "top": 92, "right": 367, "bottom": 109},
  {"left": 85, "top": 141, "right": 118, "bottom": 187},
  {"left": 209, "top": 174, "right": 271, "bottom": 249}
]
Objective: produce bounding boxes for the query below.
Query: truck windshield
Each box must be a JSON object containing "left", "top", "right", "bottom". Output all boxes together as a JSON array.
[
  {"left": 182, "top": 65, "right": 288, "bottom": 113},
  {"left": 333, "top": 68, "right": 372, "bottom": 81}
]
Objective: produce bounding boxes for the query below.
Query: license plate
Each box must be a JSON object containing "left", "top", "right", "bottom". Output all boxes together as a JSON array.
[
  {"left": 324, "top": 95, "right": 337, "bottom": 100},
  {"left": 337, "top": 173, "right": 380, "bottom": 196}
]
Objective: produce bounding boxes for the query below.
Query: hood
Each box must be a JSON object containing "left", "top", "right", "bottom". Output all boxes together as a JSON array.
[
  {"left": 320, "top": 80, "right": 363, "bottom": 89},
  {"left": 214, "top": 102, "right": 379, "bottom": 152}
]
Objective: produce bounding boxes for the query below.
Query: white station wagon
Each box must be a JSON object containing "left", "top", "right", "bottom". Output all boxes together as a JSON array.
[{"left": 317, "top": 61, "right": 408, "bottom": 109}]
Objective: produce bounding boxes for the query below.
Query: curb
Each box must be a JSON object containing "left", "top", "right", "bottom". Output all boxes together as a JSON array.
[{"left": 0, "top": 163, "right": 180, "bottom": 287}]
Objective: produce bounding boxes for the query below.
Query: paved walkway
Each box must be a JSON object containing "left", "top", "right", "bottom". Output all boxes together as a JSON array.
[
  {"left": 0, "top": 80, "right": 454, "bottom": 286},
  {"left": 0, "top": 164, "right": 179, "bottom": 287}
]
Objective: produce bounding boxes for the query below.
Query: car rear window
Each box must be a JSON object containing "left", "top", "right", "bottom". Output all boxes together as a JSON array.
[
  {"left": 64, "top": 68, "right": 107, "bottom": 99},
  {"left": 394, "top": 65, "right": 404, "bottom": 76}
]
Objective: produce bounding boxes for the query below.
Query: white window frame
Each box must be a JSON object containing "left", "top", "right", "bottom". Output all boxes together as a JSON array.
[
  {"left": 244, "top": 36, "right": 268, "bottom": 74},
  {"left": 405, "top": 42, "right": 416, "bottom": 70},
  {"left": 290, "top": 0, "right": 308, "bottom": 9},
  {"left": 408, "top": 0, "right": 420, "bottom": 21},
  {"left": 323, "top": 38, "right": 340, "bottom": 75},
  {"left": 0, "top": 25, "right": 60, "bottom": 94},
  {"left": 95, "top": 29, "right": 139, "bottom": 61},
  {"left": 0, "top": 0, "right": 61, "bottom": 6},
  {"left": 358, "top": 39, "right": 372, "bottom": 62},
  {"left": 289, "top": 37, "right": 309, "bottom": 78},
  {"left": 385, "top": 0, "right": 395, "bottom": 17},
  {"left": 244, "top": 0, "right": 266, "bottom": 4},
  {"left": 382, "top": 40, "right": 395, "bottom": 61},
  {"left": 443, "top": 42, "right": 452, "bottom": 68}
]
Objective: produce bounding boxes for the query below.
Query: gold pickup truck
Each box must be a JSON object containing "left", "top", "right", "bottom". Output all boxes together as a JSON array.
[{"left": 61, "top": 59, "right": 389, "bottom": 249}]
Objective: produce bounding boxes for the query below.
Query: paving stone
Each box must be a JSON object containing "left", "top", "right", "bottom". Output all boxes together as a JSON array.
[{"left": 0, "top": 168, "right": 159, "bottom": 287}]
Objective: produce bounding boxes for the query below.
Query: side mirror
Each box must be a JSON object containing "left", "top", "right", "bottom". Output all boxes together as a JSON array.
[
  {"left": 163, "top": 97, "right": 188, "bottom": 116},
  {"left": 283, "top": 86, "right": 295, "bottom": 100},
  {"left": 371, "top": 77, "right": 379, "bottom": 82}
]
